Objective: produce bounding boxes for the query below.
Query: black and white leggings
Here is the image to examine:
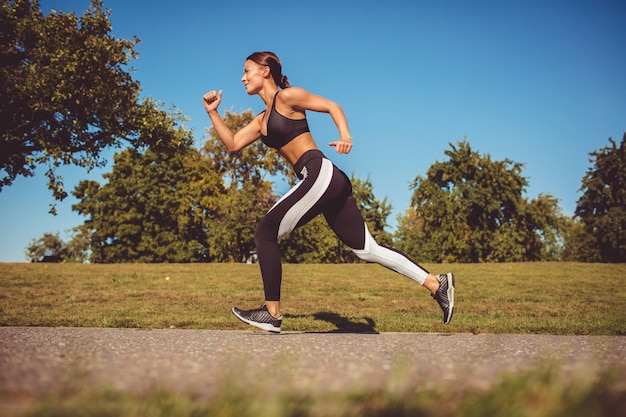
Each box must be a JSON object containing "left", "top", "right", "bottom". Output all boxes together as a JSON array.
[{"left": 254, "top": 149, "right": 430, "bottom": 301}]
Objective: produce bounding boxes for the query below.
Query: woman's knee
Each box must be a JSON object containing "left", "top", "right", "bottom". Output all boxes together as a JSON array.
[{"left": 348, "top": 226, "right": 377, "bottom": 261}]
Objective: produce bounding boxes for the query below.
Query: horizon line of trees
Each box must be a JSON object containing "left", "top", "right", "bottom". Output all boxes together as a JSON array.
[
  {"left": 3, "top": 1, "right": 624, "bottom": 264},
  {"left": 26, "top": 126, "right": 626, "bottom": 264}
]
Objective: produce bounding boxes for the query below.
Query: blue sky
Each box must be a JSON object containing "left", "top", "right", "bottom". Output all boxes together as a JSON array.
[{"left": 1, "top": 0, "right": 624, "bottom": 262}]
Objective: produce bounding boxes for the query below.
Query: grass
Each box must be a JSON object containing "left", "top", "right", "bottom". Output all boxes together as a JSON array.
[
  {"left": 1, "top": 262, "right": 625, "bottom": 416},
  {"left": 0, "top": 262, "right": 625, "bottom": 334},
  {"left": 8, "top": 363, "right": 626, "bottom": 417}
]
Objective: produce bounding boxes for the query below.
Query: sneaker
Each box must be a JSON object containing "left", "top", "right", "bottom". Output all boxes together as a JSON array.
[
  {"left": 431, "top": 273, "right": 455, "bottom": 324},
  {"left": 232, "top": 304, "right": 282, "bottom": 333}
]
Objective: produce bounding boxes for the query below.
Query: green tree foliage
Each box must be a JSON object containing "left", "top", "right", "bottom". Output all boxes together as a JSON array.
[
  {"left": 210, "top": 179, "right": 276, "bottom": 263},
  {"left": 203, "top": 110, "right": 395, "bottom": 264},
  {"left": 516, "top": 193, "right": 565, "bottom": 261},
  {"left": 63, "top": 224, "right": 92, "bottom": 262},
  {"left": 561, "top": 217, "right": 600, "bottom": 262},
  {"left": 25, "top": 232, "right": 64, "bottom": 262},
  {"left": 72, "top": 108, "right": 224, "bottom": 263},
  {"left": 572, "top": 134, "right": 626, "bottom": 262},
  {"left": 25, "top": 225, "right": 91, "bottom": 262},
  {"left": 203, "top": 110, "right": 292, "bottom": 186},
  {"left": 202, "top": 110, "right": 284, "bottom": 262},
  {"left": 0, "top": 0, "right": 160, "bottom": 211},
  {"left": 353, "top": 174, "right": 393, "bottom": 247},
  {"left": 279, "top": 216, "right": 339, "bottom": 263},
  {"left": 395, "top": 140, "right": 565, "bottom": 263},
  {"left": 67, "top": 107, "right": 396, "bottom": 263}
]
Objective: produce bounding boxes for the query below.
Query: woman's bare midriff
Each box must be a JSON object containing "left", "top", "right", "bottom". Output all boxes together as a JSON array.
[{"left": 278, "top": 133, "right": 318, "bottom": 166}]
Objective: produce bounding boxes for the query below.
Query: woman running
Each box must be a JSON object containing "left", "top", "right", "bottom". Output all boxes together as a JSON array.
[{"left": 203, "top": 51, "right": 454, "bottom": 333}]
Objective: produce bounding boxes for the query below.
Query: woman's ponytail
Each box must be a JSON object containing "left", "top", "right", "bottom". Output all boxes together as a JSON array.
[{"left": 279, "top": 74, "right": 290, "bottom": 89}]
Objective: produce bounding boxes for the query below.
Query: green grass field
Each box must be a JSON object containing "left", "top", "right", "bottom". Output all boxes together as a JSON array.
[
  {"left": 1, "top": 262, "right": 624, "bottom": 334},
  {"left": 1, "top": 262, "right": 625, "bottom": 417}
]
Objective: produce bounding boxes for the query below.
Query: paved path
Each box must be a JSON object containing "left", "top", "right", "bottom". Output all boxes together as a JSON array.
[{"left": 1, "top": 328, "right": 625, "bottom": 404}]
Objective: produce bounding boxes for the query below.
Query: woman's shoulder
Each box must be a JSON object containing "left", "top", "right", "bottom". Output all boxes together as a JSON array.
[
  {"left": 278, "top": 86, "right": 307, "bottom": 98},
  {"left": 277, "top": 86, "right": 311, "bottom": 104}
]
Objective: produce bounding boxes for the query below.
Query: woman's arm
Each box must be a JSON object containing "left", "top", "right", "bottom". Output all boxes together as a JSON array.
[
  {"left": 203, "top": 90, "right": 261, "bottom": 153},
  {"left": 279, "top": 87, "right": 353, "bottom": 154}
]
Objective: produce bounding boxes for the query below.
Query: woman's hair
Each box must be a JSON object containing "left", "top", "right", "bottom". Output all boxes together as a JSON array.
[{"left": 247, "top": 51, "right": 291, "bottom": 88}]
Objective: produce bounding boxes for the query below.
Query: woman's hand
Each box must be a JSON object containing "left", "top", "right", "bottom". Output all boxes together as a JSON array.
[
  {"left": 329, "top": 137, "right": 352, "bottom": 154},
  {"left": 203, "top": 90, "right": 222, "bottom": 114}
]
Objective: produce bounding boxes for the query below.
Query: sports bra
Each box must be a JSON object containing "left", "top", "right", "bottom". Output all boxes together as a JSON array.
[{"left": 260, "top": 91, "right": 310, "bottom": 150}]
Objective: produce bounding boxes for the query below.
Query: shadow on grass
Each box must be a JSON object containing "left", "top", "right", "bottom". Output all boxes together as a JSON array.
[{"left": 285, "top": 311, "right": 379, "bottom": 334}]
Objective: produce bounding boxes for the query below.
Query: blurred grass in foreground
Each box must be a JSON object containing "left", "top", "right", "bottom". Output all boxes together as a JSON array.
[
  {"left": 7, "top": 362, "right": 625, "bottom": 417},
  {"left": 0, "top": 262, "right": 624, "bottom": 334}
]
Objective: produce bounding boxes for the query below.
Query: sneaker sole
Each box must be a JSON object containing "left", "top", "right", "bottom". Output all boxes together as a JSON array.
[
  {"left": 445, "top": 272, "right": 455, "bottom": 324},
  {"left": 231, "top": 307, "right": 281, "bottom": 333}
]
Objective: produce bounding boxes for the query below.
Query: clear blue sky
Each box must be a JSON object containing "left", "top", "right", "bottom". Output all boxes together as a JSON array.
[{"left": 1, "top": 0, "right": 624, "bottom": 262}]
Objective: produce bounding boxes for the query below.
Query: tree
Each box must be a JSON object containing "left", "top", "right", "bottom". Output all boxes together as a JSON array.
[
  {"left": 25, "top": 225, "right": 91, "bottom": 262},
  {"left": 279, "top": 216, "right": 341, "bottom": 263},
  {"left": 203, "top": 111, "right": 395, "bottom": 264},
  {"left": 69, "top": 104, "right": 398, "bottom": 264},
  {"left": 0, "top": 0, "right": 159, "bottom": 212},
  {"left": 210, "top": 179, "right": 276, "bottom": 262},
  {"left": 72, "top": 108, "right": 224, "bottom": 263},
  {"left": 63, "top": 224, "right": 92, "bottom": 263},
  {"left": 202, "top": 109, "right": 286, "bottom": 262},
  {"left": 561, "top": 217, "right": 601, "bottom": 262},
  {"left": 573, "top": 134, "right": 626, "bottom": 262},
  {"left": 395, "top": 140, "right": 564, "bottom": 263},
  {"left": 520, "top": 194, "right": 565, "bottom": 261},
  {"left": 352, "top": 175, "right": 394, "bottom": 246},
  {"left": 203, "top": 109, "right": 292, "bottom": 186},
  {"left": 25, "top": 232, "right": 64, "bottom": 262}
]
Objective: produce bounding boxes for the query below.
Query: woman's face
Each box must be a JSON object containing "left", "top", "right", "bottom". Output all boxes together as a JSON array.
[{"left": 241, "top": 60, "right": 266, "bottom": 95}]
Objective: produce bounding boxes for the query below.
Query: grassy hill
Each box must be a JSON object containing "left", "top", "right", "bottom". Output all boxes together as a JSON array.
[{"left": 2, "top": 262, "right": 624, "bottom": 335}]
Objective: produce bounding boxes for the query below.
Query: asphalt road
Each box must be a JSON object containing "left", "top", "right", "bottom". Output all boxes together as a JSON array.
[{"left": 1, "top": 327, "right": 625, "bottom": 405}]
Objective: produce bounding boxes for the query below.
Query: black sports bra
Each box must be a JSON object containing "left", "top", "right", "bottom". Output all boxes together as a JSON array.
[{"left": 260, "top": 91, "right": 310, "bottom": 150}]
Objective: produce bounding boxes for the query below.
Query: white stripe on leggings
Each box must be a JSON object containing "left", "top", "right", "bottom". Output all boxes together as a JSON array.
[
  {"left": 352, "top": 226, "right": 429, "bottom": 285},
  {"left": 276, "top": 158, "right": 334, "bottom": 239}
]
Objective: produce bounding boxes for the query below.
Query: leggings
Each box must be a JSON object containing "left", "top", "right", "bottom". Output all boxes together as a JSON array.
[{"left": 254, "top": 149, "right": 430, "bottom": 301}]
